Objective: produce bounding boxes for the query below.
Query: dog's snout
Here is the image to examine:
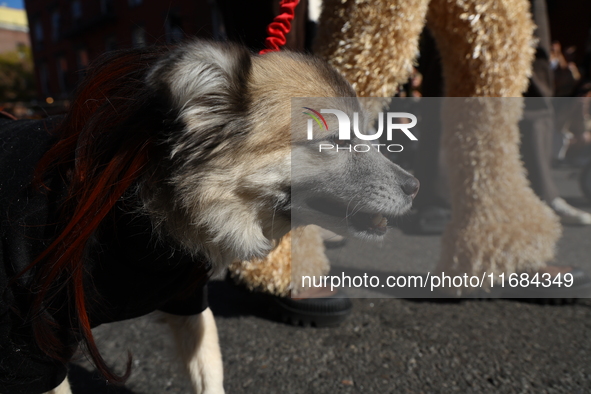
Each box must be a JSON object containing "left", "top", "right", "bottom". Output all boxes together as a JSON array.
[{"left": 401, "top": 177, "right": 420, "bottom": 198}]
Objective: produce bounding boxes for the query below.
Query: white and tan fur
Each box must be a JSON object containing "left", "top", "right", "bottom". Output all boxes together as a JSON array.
[{"left": 166, "top": 309, "right": 225, "bottom": 394}]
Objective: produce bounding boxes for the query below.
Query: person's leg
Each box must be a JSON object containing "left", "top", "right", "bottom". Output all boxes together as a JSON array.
[
  {"left": 521, "top": 108, "right": 591, "bottom": 225},
  {"left": 520, "top": 111, "right": 560, "bottom": 204}
]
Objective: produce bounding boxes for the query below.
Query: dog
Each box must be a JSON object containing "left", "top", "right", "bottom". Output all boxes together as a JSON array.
[{"left": 0, "top": 39, "right": 418, "bottom": 394}]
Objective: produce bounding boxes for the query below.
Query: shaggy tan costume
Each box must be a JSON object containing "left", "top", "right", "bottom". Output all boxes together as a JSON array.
[
  {"left": 426, "top": 0, "right": 561, "bottom": 289},
  {"left": 229, "top": 226, "right": 329, "bottom": 297},
  {"left": 231, "top": 0, "right": 562, "bottom": 296},
  {"left": 314, "top": 0, "right": 431, "bottom": 117}
]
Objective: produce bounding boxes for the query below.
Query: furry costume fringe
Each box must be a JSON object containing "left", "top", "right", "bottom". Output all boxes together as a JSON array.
[
  {"left": 436, "top": 98, "right": 561, "bottom": 289},
  {"left": 229, "top": 226, "right": 330, "bottom": 297}
]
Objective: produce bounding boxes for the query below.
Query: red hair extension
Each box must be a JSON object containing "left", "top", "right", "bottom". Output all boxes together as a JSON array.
[
  {"left": 259, "top": 0, "right": 300, "bottom": 55},
  {"left": 26, "top": 47, "right": 167, "bottom": 383}
]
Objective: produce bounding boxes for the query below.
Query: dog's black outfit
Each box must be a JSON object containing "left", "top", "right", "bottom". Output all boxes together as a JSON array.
[{"left": 0, "top": 118, "right": 210, "bottom": 394}]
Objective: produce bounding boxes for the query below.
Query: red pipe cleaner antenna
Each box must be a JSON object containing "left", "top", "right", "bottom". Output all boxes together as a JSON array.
[{"left": 259, "top": 0, "right": 300, "bottom": 55}]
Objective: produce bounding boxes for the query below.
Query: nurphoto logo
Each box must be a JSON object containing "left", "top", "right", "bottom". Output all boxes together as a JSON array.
[{"left": 303, "top": 107, "right": 418, "bottom": 153}]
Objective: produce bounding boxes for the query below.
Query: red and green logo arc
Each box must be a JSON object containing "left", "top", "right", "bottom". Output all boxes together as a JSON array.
[{"left": 302, "top": 107, "right": 328, "bottom": 130}]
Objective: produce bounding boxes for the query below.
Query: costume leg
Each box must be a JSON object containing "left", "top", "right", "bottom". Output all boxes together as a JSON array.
[
  {"left": 314, "top": 0, "right": 431, "bottom": 105},
  {"left": 427, "top": 0, "right": 561, "bottom": 285}
]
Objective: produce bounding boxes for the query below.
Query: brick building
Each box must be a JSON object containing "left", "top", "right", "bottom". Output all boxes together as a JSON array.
[
  {"left": 24, "top": 0, "right": 217, "bottom": 100},
  {"left": 0, "top": 6, "right": 30, "bottom": 54}
]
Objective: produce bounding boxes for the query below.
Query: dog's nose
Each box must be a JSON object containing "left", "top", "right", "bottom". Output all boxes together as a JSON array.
[{"left": 401, "top": 177, "right": 420, "bottom": 198}]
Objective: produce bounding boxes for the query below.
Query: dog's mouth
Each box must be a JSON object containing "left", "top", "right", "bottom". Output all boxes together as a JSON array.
[{"left": 306, "top": 197, "right": 395, "bottom": 236}]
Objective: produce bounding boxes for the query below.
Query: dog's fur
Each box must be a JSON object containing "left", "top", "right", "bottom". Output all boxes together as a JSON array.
[
  {"left": 139, "top": 40, "right": 417, "bottom": 269},
  {"left": 1, "top": 40, "right": 417, "bottom": 394}
]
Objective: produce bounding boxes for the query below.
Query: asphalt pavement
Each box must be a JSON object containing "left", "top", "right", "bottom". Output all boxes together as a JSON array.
[{"left": 68, "top": 167, "right": 591, "bottom": 393}]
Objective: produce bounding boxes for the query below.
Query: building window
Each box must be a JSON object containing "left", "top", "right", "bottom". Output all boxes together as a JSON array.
[
  {"left": 209, "top": 2, "right": 227, "bottom": 41},
  {"left": 131, "top": 26, "right": 146, "bottom": 47},
  {"left": 16, "top": 43, "right": 27, "bottom": 59},
  {"left": 165, "top": 13, "right": 184, "bottom": 43},
  {"left": 77, "top": 48, "right": 89, "bottom": 68},
  {"left": 76, "top": 48, "right": 89, "bottom": 79},
  {"left": 100, "top": 0, "right": 114, "bottom": 15},
  {"left": 57, "top": 56, "right": 68, "bottom": 95},
  {"left": 39, "top": 62, "right": 50, "bottom": 98},
  {"left": 105, "top": 35, "right": 117, "bottom": 52},
  {"left": 51, "top": 10, "right": 60, "bottom": 41},
  {"left": 34, "top": 20, "right": 44, "bottom": 43},
  {"left": 72, "top": 1, "right": 82, "bottom": 20}
]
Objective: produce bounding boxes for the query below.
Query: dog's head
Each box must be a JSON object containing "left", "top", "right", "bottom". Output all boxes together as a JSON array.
[
  {"left": 290, "top": 98, "right": 419, "bottom": 240},
  {"left": 143, "top": 41, "right": 417, "bottom": 270}
]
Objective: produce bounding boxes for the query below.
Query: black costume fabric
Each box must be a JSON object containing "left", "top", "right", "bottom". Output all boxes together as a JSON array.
[{"left": 0, "top": 118, "right": 210, "bottom": 394}]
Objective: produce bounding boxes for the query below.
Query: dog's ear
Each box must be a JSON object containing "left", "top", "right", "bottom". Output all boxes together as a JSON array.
[
  {"left": 147, "top": 41, "right": 252, "bottom": 115},
  {"left": 183, "top": 40, "right": 252, "bottom": 110},
  {"left": 145, "top": 41, "right": 254, "bottom": 164}
]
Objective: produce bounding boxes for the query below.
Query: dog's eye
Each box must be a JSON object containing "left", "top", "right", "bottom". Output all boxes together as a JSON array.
[{"left": 329, "top": 135, "right": 352, "bottom": 147}]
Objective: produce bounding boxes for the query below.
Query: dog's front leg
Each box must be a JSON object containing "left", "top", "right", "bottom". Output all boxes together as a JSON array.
[
  {"left": 166, "top": 308, "right": 225, "bottom": 394},
  {"left": 43, "top": 377, "right": 71, "bottom": 394}
]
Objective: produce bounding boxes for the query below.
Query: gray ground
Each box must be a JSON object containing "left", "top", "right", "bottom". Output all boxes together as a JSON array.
[{"left": 69, "top": 167, "right": 591, "bottom": 393}]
